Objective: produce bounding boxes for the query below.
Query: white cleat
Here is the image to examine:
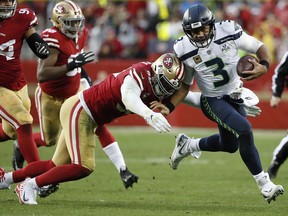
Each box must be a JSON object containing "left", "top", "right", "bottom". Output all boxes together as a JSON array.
[
  {"left": 15, "top": 178, "right": 37, "bottom": 205},
  {"left": 259, "top": 173, "right": 284, "bottom": 204},
  {"left": 169, "top": 133, "right": 201, "bottom": 170},
  {"left": 0, "top": 168, "right": 10, "bottom": 190}
]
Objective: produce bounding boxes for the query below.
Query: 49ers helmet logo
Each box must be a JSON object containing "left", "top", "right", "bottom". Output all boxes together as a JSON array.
[
  {"left": 55, "top": 5, "right": 67, "bottom": 14},
  {"left": 163, "top": 55, "right": 173, "bottom": 69}
]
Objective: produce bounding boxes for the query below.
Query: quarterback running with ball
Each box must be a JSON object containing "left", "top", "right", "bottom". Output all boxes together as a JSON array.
[{"left": 168, "top": 3, "right": 284, "bottom": 203}]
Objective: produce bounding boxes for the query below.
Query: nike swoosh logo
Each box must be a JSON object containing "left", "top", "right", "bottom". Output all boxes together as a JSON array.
[
  {"left": 75, "top": 60, "right": 82, "bottom": 64},
  {"left": 23, "top": 192, "right": 29, "bottom": 202},
  {"left": 178, "top": 138, "right": 187, "bottom": 155},
  {"left": 140, "top": 73, "right": 145, "bottom": 80}
]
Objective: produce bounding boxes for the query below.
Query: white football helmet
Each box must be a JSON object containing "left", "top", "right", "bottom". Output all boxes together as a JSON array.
[
  {"left": 51, "top": 0, "right": 84, "bottom": 39},
  {"left": 151, "top": 53, "right": 185, "bottom": 99},
  {"left": 0, "top": 0, "right": 17, "bottom": 19}
]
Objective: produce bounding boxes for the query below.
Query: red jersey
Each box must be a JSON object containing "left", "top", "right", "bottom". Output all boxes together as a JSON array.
[
  {"left": 40, "top": 27, "right": 88, "bottom": 98},
  {"left": 0, "top": 8, "right": 38, "bottom": 90},
  {"left": 81, "top": 62, "right": 158, "bottom": 126}
]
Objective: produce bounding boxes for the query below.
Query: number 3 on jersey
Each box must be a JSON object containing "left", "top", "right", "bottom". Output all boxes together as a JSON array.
[{"left": 205, "top": 57, "right": 230, "bottom": 88}]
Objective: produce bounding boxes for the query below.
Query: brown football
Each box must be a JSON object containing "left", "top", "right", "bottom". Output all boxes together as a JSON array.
[{"left": 236, "top": 54, "right": 258, "bottom": 78}]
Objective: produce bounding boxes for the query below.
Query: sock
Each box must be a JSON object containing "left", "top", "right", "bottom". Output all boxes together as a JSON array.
[
  {"left": 0, "top": 124, "right": 11, "bottom": 141},
  {"left": 35, "top": 164, "right": 91, "bottom": 187},
  {"left": 95, "top": 125, "right": 115, "bottom": 148},
  {"left": 253, "top": 171, "right": 265, "bottom": 181},
  {"left": 103, "top": 142, "right": 125, "bottom": 172},
  {"left": 253, "top": 171, "right": 268, "bottom": 189},
  {"left": 4, "top": 172, "right": 14, "bottom": 185},
  {"left": 13, "top": 160, "right": 55, "bottom": 183},
  {"left": 33, "top": 132, "right": 48, "bottom": 147},
  {"left": 186, "top": 137, "right": 201, "bottom": 153},
  {"left": 29, "top": 178, "right": 39, "bottom": 190},
  {"left": 16, "top": 124, "right": 40, "bottom": 163}
]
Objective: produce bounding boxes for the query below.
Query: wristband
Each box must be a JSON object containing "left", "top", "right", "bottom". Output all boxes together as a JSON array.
[
  {"left": 259, "top": 60, "right": 270, "bottom": 70},
  {"left": 165, "top": 101, "right": 175, "bottom": 113}
]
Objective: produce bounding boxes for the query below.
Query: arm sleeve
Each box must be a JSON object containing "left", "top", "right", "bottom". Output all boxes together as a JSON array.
[
  {"left": 237, "top": 31, "right": 263, "bottom": 54},
  {"left": 26, "top": 32, "right": 49, "bottom": 59},
  {"left": 121, "top": 75, "right": 153, "bottom": 118},
  {"left": 272, "top": 52, "right": 288, "bottom": 97}
]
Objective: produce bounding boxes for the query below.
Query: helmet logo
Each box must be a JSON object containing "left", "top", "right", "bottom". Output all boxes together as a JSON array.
[
  {"left": 55, "top": 5, "right": 67, "bottom": 14},
  {"left": 163, "top": 55, "right": 173, "bottom": 69}
]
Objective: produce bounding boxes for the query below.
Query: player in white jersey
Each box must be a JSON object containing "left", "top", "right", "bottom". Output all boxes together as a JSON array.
[{"left": 169, "top": 3, "right": 284, "bottom": 203}]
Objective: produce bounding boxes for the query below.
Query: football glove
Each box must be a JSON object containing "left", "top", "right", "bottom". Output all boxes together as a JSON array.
[
  {"left": 67, "top": 51, "right": 95, "bottom": 71},
  {"left": 243, "top": 105, "right": 261, "bottom": 117},
  {"left": 144, "top": 112, "right": 171, "bottom": 133},
  {"left": 242, "top": 87, "right": 261, "bottom": 117}
]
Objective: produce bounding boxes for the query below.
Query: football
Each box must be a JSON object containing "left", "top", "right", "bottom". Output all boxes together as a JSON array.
[{"left": 236, "top": 54, "right": 258, "bottom": 78}]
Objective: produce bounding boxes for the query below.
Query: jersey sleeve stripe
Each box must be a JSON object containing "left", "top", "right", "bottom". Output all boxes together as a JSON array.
[
  {"left": 29, "top": 16, "right": 38, "bottom": 26},
  {"left": 214, "top": 31, "right": 242, "bottom": 45},
  {"left": 43, "top": 38, "right": 60, "bottom": 48},
  {"left": 179, "top": 49, "right": 199, "bottom": 61},
  {"left": 177, "top": 61, "right": 185, "bottom": 80},
  {"left": 43, "top": 38, "right": 59, "bottom": 43},
  {"left": 129, "top": 69, "right": 143, "bottom": 91},
  {"left": 47, "top": 43, "right": 60, "bottom": 49}
]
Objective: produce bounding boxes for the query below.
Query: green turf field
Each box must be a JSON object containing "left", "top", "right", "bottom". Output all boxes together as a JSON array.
[{"left": 0, "top": 127, "right": 287, "bottom": 216}]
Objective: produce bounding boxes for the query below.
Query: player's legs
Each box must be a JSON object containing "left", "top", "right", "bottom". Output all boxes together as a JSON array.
[
  {"left": 34, "top": 86, "right": 63, "bottom": 147},
  {"left": 0, "top": 86, "right": 39, "bottom": 163},
  {"left": 35, "top": 95, "right": 95, "bottom": 187},
  {"left": 96, "top": 125, "right": 138, "bottom": 188},
  {"left": 267, "top": 132, "right": 288, "bottom": 178},
  {"left": 200, "top": 96, "right": 284, "bottom": 202},
  {"left": 200, "top": 96, "right": 262, "bottom": 174}
]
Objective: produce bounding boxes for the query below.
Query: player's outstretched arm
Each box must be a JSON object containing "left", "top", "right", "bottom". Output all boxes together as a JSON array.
[{"left": 121, "top": 76, "right": 171, "bottom": 133}]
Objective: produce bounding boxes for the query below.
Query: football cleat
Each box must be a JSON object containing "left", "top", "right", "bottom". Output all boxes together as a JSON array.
[
  {"left": 169, "top": 133, "right": 201, "bottom": 170},
  {"left": 15, "top": 178, "right": 37, "bottom": 205},
  {"left": 38, "top": 184, "right": 60, "bottom": 198},
  {"left": 0, "top": 168, "right": 10, "bottom": 190},
  {"left": 258, "top": 173, "right": 284, "bottom": 204},
  {"left": 12, "top": 140, "right": 25, "bottom": 171},
  {"left": 267, "top": 161, "right": 280, "bottom": 179},
  {"left": 120, "top": 167, "right": 139, "bottom": 189}
]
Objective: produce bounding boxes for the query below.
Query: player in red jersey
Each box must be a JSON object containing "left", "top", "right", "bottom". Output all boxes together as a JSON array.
[
  {"left": 0, "top": 0, "right": 49, "bottom": 165},
  {"left": 0, "top": 53, "right": 184, "bottom": 204},
  {"left": 11, "top": 0, "right": 138, "bottom": 191}
]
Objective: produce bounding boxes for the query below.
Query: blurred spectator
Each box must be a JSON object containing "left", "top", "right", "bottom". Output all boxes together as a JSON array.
[
  {"left": 18, "top": 0, "right": 288, "bottom": 64},
  {"left": 98, "top": 27, "right": 123, "bottom": 59}
]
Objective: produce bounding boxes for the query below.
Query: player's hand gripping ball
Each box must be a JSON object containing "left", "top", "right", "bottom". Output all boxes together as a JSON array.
[{"left": 236, "top": 54, "right": 258, "bottom": 78}]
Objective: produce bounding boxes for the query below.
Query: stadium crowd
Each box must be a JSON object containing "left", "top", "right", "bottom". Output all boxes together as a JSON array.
[{"left": 19, "top": 0, "right": 288, "bottom": 63}]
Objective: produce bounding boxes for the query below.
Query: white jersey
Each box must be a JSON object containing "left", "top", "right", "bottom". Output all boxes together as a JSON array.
[{"left": 174, "top": 20, "right": 263, "bottom": 97}]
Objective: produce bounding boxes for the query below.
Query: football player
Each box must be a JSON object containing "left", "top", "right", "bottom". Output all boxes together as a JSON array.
[
  {"left": 266, "top": 51, "right": 288, "bottom": 179},
  {"left": 0, "top": 52, "right": 184, "bottom": 205},
  {"left": 168, "top": 3, "right": 284, "bottom": 203},
  {"left": 0, "top": 0, "right": 49, "bottom": 165},
  {"left": 11, "top": 0, "right": 138, "bottom": 190}
]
